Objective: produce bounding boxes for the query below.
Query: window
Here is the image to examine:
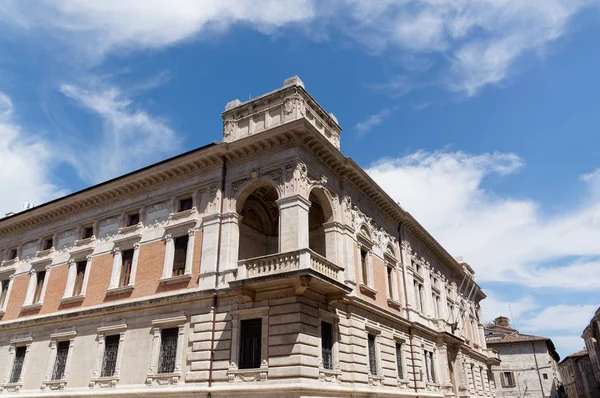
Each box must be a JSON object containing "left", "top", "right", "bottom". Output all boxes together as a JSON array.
[
  {"left": 501, "top": 371, "right": 515, "bottom": 387},
  {"left": 42, "top": 237, "right": 53, "bottom": 251},
  {"left": 414, "top": 281, "right": 424, "bottom": 312},
  {"left": 52, "top": 341, "right": 69, "bottom": 380},
  {"left": 178, "top": 197, "right": 193, "bottom": 212},
  {"left": 127, "top": 213, "right": 140, "bottom": 226},
  {"left": 387, "top": 266, "right": 394, "bottom": 298},
  {"left": 10, "top": 346, "right": 26, "bottom": 383},
  {"left": 101, "top": 335, "right": 120, "bottom": 377},
  {"left": 479, "top": 367, "right": 486, "bottom": 391},
  {"left": 368, "top": 334, "right": 377, "bottom": 375},
  {"left": 432, "top": 294, "right": 440, "bottom": 318},
  {"left": 158, "top": 328, "right": 179, "bottom": 374},
  {"left": 0, "top": 280, "right": 9, "bottom": 308},
  {"left": 119, "top": 249, "right": 134, "bottom": 287},
  {"left": 172, "top": 236, "right": 188, "bottom": 276},
  {"left": 360, "top": 248, "right": 368, "bottom": 285},
  {"left": 543, "top": 373, "right": 548, "bottom": 380},
  {"left": 239, "top": 319, "right": 262, "bottom": 369},
  {"left": 8, "top": 249, "right": 17, "bottom": 260},
  {"left": 72, "top": 261, "right": 86, "bottom": 296},
  {"left": 395, "top": 342, "right": 403, "bottom": 379},
  {"left": 32, "top": 270, "right": 46, "bottom": 304},
  {"left": 470, "top": 364, "right": 476, "bottom": 389},
  {"left": 321, "top": 321, "right": 333, "bottom": 370},
  {"left": 82, "top": 226, "right": 94, "bottom": 239},
  {"left": 424, "top": 350, "right": 436, "bottom": 383}
]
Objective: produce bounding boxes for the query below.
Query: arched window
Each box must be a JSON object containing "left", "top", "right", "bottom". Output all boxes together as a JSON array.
[
  {"left": 237, "top": 184, "right": 279, "bottom": 260},
  {"left": 308, "top": 189, "right": 333, "bottom": 258}
]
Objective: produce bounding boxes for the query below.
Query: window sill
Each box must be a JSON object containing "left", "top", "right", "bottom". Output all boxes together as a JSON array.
[
  {"left": 118, "top": 223, "right": 142, "bottom": 235},
  {"left": 169, "top": 207, "right": 196, "bottom": 221},
  {"left": 41, "top": 379, "right": 67, "bottom": 391},
  {"left": 1, "top": 258, "right": 18, "bottom": 267},
  {"left": 60, "top": 295, "right": 85, "bottom": 304},
  {"left": 159, "top": 274, "right": 192, "bottom": 285},
  {"left": 75, "top": 236, "right": 95, "bottom": 246},
  {"left": 368, "top": 374, "right": 384, "bottom": 386},
  {"left": 106, "top": 285, "right": 134, "bottom": 296},
  {"left": 226, "top": 367, "right": 268, "bottom": 383},
  {"left": 145, "top": 372, "right": 181, "bottom": 386},
  {"left": 36, "top": 248, "right": 54, "bottom": 258},
  {"left": 21, "top": 302, "right": 42, "bottom": 311},
  {"left": 359, "top": 283, "right": 377, "bottom": 299},
  {"left": 387, "top": 298, "right": 402, "bottom": 310},
  {"left": 318, "top": 368, "right": 342, "bottom": 383},
  {"left": 89, "top": 376, "right": 119, "bottom": 388},
  {"left": 1, "top": 382, "right": 23, "bottom": 392}
]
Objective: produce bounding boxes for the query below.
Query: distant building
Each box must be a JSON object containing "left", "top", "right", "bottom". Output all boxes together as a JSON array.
[
  {"left": 582, "top": 307, "right": 600, "bottom": 389},
  {"left": 486, "top": 316, "right": 562, "bottom": 398},
  {"left": 558, "top": 349, "right": 599, "bottom": 398}
]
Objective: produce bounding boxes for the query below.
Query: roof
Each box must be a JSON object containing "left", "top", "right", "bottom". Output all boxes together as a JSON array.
[
  {"left": 559, "top": 349, "right": 589, "bottom": 365},
  {"left": 486, "top": 330, "right": 561, "bottom": 362}
]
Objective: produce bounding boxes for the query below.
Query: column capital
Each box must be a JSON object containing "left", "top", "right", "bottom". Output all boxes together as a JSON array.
[{"left": 277, "top": 194, "right": 311, "bottom": 210}]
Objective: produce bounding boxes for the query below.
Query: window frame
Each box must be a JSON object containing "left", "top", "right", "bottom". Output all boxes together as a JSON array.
[
  {"left": 500, "top": 371, "right": 516, "bottom": 388},
  {"left": 318, "top": 309, "right": 341, "bottom": 381},
  {"left": 90, "top": 324, "right": 127, "bottom": 388},
  {"left": 2, "top": 336, "right": 32, "bottom": 392},
  {"left": 61, "top": 255, "right": 92, "bottom": 303},
  {"left": 107, "top": 239, "right": 140, "bottom": 295},
  {"left": 0, "top": 273, "right": 15, "bottom": 314},
  {"left": 146, "top": 316, "right": 186, "bottom": 386},
  {"left": 22, "top": 265, "right": 50, "bottom": 310},
  {"left": 159, "top": 229, "right": 195, "bottom": 284},
  {"left": 365, "top": 325, "right": 383, "bottom": 385},
  {"left": 42, "top": 330, "right": 76, "bottom": 390},
  {"left": 394, "top": 336, "right": 407, "bottom": 382},
  {"left": 227, "top": 307, "right": 269, "bottom": 382},
  {"left": 177, "top": 197, "right": 194, "bottom": 213}
]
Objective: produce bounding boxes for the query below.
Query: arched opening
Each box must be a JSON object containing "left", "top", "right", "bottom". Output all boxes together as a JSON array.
[
  {"left": 308, "top": 189, "right": 334, "bottom": 258},
  {"left": 237, "top": 184, "right": 279, "bottom": 260}
]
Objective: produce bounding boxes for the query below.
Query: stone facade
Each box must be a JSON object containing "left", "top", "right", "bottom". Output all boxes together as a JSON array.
[
  {"left": 558, "top": 350, "right": 600, "bottom": 398},
  {"left": 583, "top": 307, "right": 600, "bottom": 391},
  {"left": 485, "top": 317, "right": 562, "bottom": 398},
  {"left": 0, "top": 76, "right": 499, "bottom": 397}
]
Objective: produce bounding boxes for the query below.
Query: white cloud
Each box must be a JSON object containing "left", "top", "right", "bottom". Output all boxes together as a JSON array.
[
  {"left": 355, "top": 108, "right": 394, "bottom": 136},
  {"left": 552, "top": 335, "right": 586, "bottom": 357},
  {"left": 0, "top": 92, "right": 67, "bottom": 216},
  {"left": 520, "top": 305, "right": 597, "bottom": 333},
  {"left": 59, "top": 82, "right": 181, "bottom": 183},
  {"left": 480, "top": 294, "right": 537, "bottom": 325},
  {"left": 367, "top": 150, "right": 600, "bottom": 290}
]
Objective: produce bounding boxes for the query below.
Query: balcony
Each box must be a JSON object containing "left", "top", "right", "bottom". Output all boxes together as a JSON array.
[
  {"left": 484, "top": 348, "right": 501, "bottom": 365},
  {"left": 231, "top": 249, "right": 351, "bottom": 301}
]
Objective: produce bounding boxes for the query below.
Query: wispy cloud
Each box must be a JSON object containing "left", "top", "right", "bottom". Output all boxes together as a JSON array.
[
  {"left": 355, "top": 107, "right": 395, "bottom": 136},
  {"left": 59, "top": 81, "right": 181, "bottom": 183}
]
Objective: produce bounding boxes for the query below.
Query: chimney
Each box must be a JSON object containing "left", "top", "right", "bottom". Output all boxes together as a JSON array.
[{"left": 494, "top": 316, "right": 510, "bottom": 327}]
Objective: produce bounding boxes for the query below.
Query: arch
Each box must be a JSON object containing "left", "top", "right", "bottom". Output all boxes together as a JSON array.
[
  {"left": 308, "top": 188, "right": 335, "bottom": 258},
  {"left": 237, "top": 183, "right": 280, "bottom": 260},
  {"left": 385, "top": 243, "right": 397, "bottom": 260},
  {"left": 358, "top": 224, "right": 372, "bottom": 241},
  {"left": 307, "top": 186, "right": 336, "bottom": 223},
  {"left": 234, "top": 179, "right": 282, "bottom": 214}
]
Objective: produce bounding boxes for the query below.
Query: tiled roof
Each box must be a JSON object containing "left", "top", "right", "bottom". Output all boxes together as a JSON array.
[
  {"left": 565, "top": 349, "right": 588, "bottom": 359},
  {"left": 486, "top": 333, "right": 550, "bottom": 344}
]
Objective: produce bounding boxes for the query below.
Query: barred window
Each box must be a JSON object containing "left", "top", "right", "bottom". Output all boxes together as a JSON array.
[
  {"left": 172, "top": 236, "right": 188, "bottom": 276},
  {"left": 119, "top": 249, "right": 134, "bottom": 287},
  {"left": 101, "top": 335, "right": 120, "bottom": 377},
  {"left": 73, "top": 261, "right": 86, "bottom": 296},
  {"left": 321, "top": 321, "right": 333, "bottom": 370},
  {"left": 9, "top": 346, "right": 26, "bottom": 383},
  {"left": 395, "top": 342, "right": 403, "bottom": 379},
  {"left": 158, "top": 328, "right": 178, "bottom": 374},
  {"left": 32, "top": 270, "right": 46, "bottom": 304},
  {"left": 368, "top": 334, "right": 377, "bottom": 375},
  {"left": 52, "top": 341, "right": 69, "bottom": 380},
  {"left": 239, "top": 319, "right": 262, "bottom": 369},
  {"left": 0, "top": 279, "right": 9, "bottom": 308}
]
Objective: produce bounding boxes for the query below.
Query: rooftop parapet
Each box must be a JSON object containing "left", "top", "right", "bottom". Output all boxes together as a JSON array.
[{"left": 222, "top": 76, "right": 341, "bottom": 149}]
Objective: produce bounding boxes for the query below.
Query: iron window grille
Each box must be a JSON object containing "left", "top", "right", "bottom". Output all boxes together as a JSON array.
[
  {"left": 52, "top": 341, "right": 69, "bottom": 380},
  {"left": 73, "top": 261, "right": 86, "bottom": 296},
  {"left": 321, "top": 321, "right": 333, "bottom": 370},
  {"left": 239, "top": 319, "right": 262, "bottom": 369},
  {"left": 10, "top": 346, "right": 26, "bottom": 383},
  {"left": 368, "top": 334, "right": 377, "bottom": 375},
  {"left": 172, "top": 236, "right": 188, "bottom": 276},
  {"left": 158, "top": 328, "right": 178, "bottom": 374},
  {"left": 100, "top": 335, "right": 120, "bottom": 377},
  {"left": 32, "top": 270, "right": 46, "bottom": 304},
  {"left": 395, "top": 343, "right": 403, "bottom": 379},
  {"left": 119, "top": 249, "right": 134, "bottom": 287}
]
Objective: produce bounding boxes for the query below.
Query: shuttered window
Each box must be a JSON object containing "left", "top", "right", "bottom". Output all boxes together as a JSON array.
[
  {"left": 172, "top": 236, "right": 188, "bottom": 276},
  {"left": 119, "top": 249, "right": 134, "bottom": 287},
  {"left": 72, "top": 261, "right": 86, "bottom": 296},
  {"left": 32, "top": 271, "right": 46, "bottom": 304}
]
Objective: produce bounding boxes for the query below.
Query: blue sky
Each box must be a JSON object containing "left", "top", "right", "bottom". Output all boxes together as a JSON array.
[{"left": 0, "top": 1, "right": 599, "bottom": 358}]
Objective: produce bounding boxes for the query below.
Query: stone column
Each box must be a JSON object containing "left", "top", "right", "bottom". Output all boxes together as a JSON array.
[
  {"left": 109, "top": 248, "right": 122, "bottom": 289},
  {"left": 184, "top": 229, "right": 195, "bottom": 275},
  {"left": 343, "top": 225, "right": 356, "bottom": 285},
  {"left": 199, "top": 213, "right": 221, "bottom": 290},
  {"left": 218, "top": 212, "right": 241, "bottom": 285},
  {"left": 63, "top": 260, "right": 77, "bottom": 298},
  {"left": 278, "top": 195, "right": 310, "bottom": 252},
  {"left": 162, "top": 234, "right": 175, "bottom": 278},
  {"left": 323, "top": 221, "right": 344, "bottom": 266}
]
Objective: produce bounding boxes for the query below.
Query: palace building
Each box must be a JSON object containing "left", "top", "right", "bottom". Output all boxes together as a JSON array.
[{"left": 0, "top": 76, "right": 499, "bottom": 397}]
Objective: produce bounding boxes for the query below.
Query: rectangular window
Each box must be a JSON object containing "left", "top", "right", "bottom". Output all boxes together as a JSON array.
[
  {"left": 424, "top": 350, "right": 431, "bottom": 382},
  {"left": 395, "top": 342, "right": 403, "bottom": 379},
  {"left": 72, "top": 261, "right": 86, "bottom": 296},
  {"left": 480, "top": 367, "right": 486, "bottom": 390},
  {"left": 387, "top": 266, "right": 394, "bottom": 298},
  {"left": 82, "top": 226, "right": 94, "bottom": 239},
  {"left": 178, "top": 198, "right": 193, "bottom": 212},
  {"left": 119, "top": 249, "right": 134, "bottom": 287},
  {"left": 10, "top": 346, "right": 26, "bottom": 383},
  {"left": 368, "top": 334, "right": 377, "bottom": 375},
  {"left": 158, "top": 328, "right": 178, "bottom": 374},
  {"left": 127, "top": 213, "right": 140, "bottom": 226},
  {"left": 43, "top": 238, "right": 53, "bottom": 251},
  {"left": 8, "top": 249, "right": 17, "bottom": 260},
  {"left": 470, "top": 364, "right": 476, "bottom": 389},
  {"left": 172, "top": 236, "right": 188, "bottom": 276},
  {"left": 52, "top": 341, "right": 69, "bottom": 380},
  {"left": 543, "top": 373, "right": 548, "bottom": 380},
  {"left": 360, "top": 248, "right": 368, "bottom": 285},
  {"left": 32, "top": 270, "right": 46, "bottom": 304},
  {"left": 429, "top": 351, "right": 436, "bottom": 382},
  {"left": 100, "top": 335, "right": 120, "bottom": 377},
  {"left": 501, "top": 371, "right": 515, "bottom": 387},
  {"left": 239, "top": 319, "right": 262, "bottom": 369},
  {"left": 321, "top": 321, "right": 333, "bottom": 370},
  {"left": 0, "top": 280, "right": 9, "bottom": 308}
]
